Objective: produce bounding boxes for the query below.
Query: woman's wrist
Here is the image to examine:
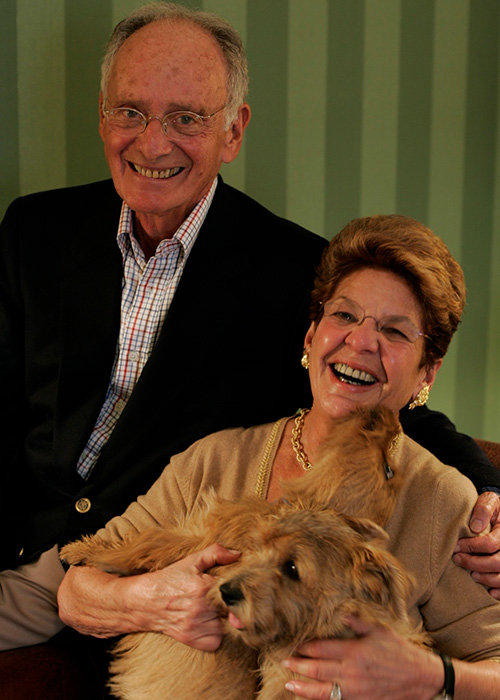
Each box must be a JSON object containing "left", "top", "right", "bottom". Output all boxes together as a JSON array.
[{"left": 431, "top": 652, "right": 454, "bottom": 699}]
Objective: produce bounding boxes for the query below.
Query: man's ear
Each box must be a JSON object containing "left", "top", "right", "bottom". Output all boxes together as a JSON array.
[
  {"left": 98, "top": 92, "right": 106, "bottom": 140},
  {"left": 221, "top": 103, "right": 251, "bottom": 163}
]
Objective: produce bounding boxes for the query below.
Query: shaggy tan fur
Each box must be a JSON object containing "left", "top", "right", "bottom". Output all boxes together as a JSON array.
[
  {"left": 282, "top": 404, "right": 403, "bottom": 524},
  {"left": 60, "top": 406, "right": 428, "bottom": 700}
]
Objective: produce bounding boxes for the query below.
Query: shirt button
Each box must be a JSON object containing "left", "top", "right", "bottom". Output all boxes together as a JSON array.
[
  {"left": 128, "top": 351, "right": 139, "bottom": 362},
  {"left": 75, "top": 497, "right": 91, "bottom": 513}
]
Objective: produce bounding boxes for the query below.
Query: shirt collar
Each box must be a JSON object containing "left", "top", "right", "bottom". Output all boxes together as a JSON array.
[{"left": 116, "top": 177, "right": 218, "bottom": 265}]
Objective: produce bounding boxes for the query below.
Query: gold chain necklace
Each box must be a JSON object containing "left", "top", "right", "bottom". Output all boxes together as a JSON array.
[
  {"left": 388, "top": 429, "right": 403, "bottom": 456},
  {"left": 291, "top": 408, "right": 312, "bottom": 471},
  {"left": 291, "top": 408, "right": 403, "bottom": 477}
]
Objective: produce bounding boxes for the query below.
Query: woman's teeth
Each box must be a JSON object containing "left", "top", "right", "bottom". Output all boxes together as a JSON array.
[{"left": 333, "top": 362, "right": 377, "bottom": 385}]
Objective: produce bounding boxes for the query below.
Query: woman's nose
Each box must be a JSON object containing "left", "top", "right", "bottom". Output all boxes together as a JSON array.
[{"left": 344, "top": 317, "right": 380, "bottom": 351}]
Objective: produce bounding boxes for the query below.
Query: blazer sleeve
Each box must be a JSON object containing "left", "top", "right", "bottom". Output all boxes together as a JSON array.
[
  {"left": 0, "top": 199, "right": 32, "bottom": 560},
  {"left": 400, "top": 404, "right": 500, "bottom": 491}
]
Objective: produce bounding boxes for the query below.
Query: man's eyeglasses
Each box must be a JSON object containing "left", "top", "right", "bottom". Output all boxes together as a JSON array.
[
  {"left": 102, "top": 105, "right": 226, "bottom": 139},
  {"left": 322, "top": 297, "right": 428, "bottom": 345}
]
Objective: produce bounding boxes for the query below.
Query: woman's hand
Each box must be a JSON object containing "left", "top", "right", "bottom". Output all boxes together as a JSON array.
[
  {"left": 453, "top": 491, "right": 500, "bottom": 599},
  {"left": 282, "top": 616, "right": 443, "bottom": 700},
  {"left": 57, "top": 543, "right": 240, "bottom": 650}
]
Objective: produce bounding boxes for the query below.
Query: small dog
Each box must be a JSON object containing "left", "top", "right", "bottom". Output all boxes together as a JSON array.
[{"left": 61, "top": 406, "right": 427, "bottom": 700}]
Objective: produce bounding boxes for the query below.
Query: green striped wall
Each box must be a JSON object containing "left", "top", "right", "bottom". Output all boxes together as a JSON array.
[{"left": 1, "top": 0, "right": 499, "bottom": 441}]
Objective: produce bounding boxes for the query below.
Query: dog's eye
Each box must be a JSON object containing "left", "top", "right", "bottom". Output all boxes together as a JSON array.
[{"left": 281, "top": 559, "right": 300, "bottom": 581}]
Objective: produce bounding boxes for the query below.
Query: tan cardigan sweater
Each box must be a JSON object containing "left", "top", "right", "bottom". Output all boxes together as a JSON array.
[{"left": 98, "top": 418, "right": 500, "bottom": 662}]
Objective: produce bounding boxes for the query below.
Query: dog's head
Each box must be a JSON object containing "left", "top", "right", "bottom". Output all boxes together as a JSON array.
[
  {"left": 282, "top": 405, "right": 403, "bottom": 526},
  {"left": 208, "top": 503, "right": 414, "bottom": 649}
]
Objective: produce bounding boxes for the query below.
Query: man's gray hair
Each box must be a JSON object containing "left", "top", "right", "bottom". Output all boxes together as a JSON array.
[{"left": 100, "top": 1, "right": 248, "bottom": 126}]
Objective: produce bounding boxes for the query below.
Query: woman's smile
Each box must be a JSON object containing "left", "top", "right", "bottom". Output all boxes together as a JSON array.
[{"left": 330, "top": 362, "right": 378, "bottom": 386}]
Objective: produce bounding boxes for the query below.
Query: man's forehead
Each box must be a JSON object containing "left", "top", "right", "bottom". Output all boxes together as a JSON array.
[
  {"left": 108, "top": 19, "right": 228, "bottom": 107},
  {"left": 116, "top": 19, "right": 225, "bottom": 68}
]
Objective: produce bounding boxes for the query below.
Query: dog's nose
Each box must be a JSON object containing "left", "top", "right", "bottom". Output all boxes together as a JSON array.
[{"left": 220, "top": 581, "right": 244, "bottom": 606}]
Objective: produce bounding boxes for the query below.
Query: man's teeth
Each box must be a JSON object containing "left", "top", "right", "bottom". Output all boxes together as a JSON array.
[
  {"left": 133, "top": 164, "right": 181, "bottom": 179},
  {"left": 333, "top": 363, "right": 377, "bottom": 385}
]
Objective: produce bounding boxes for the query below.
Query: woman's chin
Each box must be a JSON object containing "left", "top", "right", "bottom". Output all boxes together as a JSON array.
[{"left": 316, "top": 390, "right": 386, "bottom": 419}]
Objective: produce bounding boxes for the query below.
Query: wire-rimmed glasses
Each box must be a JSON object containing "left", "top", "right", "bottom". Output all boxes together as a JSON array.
[
  {"left": 102, "top": 105, "right": 226, "bottom": 139},
  {"left": 322, "top": 297, "right": 428, "bottom": 345}
]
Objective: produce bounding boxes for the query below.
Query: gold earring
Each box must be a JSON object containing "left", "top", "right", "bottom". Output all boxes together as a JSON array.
[
  {"left": 408, "top": 384, "right": 430, "bottom": 410},
  {"left": 300, "top": 350, "right": 310, "bottom": 369}
]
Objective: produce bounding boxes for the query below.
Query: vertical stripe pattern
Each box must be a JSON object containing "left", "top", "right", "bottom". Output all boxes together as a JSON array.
[{"left": 1, "top": 0, "right": 499, "bottom": 440}]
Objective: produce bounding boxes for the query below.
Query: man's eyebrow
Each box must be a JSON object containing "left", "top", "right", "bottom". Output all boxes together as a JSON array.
[
  {"left": 164, "top": 102, "right": 198, "bottom": 112},
  {"left": 167, "top": 104, "right": 216, "bottom": 116},
  {"left": 107, "top": 98, "right": 202, "bottom": 113}
]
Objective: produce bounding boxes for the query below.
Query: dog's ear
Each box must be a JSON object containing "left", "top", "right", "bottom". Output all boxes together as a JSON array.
[
  {"left": 357, "top": 405, "right": 400, "bottom": 446},
  {"left": 332, "top": 512, "right": 412, "bottom": 622},
  {"left": 351, "top": 543, "right": 412, "bottom": 621},
  {"left": 339, "top": 513, "right": 389, "bottom": 547}
]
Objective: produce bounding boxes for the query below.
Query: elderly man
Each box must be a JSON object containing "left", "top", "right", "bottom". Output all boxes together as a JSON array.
[{"left": 0, "top": 2, "right": 499, "bottom": 657}]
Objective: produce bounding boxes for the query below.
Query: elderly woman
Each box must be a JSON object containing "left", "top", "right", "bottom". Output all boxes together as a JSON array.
[{"left": 59, "top": 215, "right": 500, "bottom": 699}]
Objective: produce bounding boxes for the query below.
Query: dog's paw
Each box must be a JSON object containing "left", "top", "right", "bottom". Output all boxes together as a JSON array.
[{"left": 59, "top": 535, "right": 116, "bottom": 568}]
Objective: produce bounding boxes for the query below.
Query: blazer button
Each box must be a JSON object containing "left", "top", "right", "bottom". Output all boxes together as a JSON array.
[{"left": 75, "top": 497, "right": 91, "bottom": 513}]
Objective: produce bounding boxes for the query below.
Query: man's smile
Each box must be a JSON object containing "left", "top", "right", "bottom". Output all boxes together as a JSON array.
[{"left": 131, "top": 163, "right": 183, "bottom": 179}]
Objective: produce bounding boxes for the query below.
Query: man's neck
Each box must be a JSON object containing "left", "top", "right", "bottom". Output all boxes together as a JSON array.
[
  {"left": 131, "top": 178, "right": 219, "bottom": 260},
  {"left": 133, "top": 210, "right": 187, "bottom": 261},
  {"left": 133, "top": 218, "right": 166, "bottom": 261}
]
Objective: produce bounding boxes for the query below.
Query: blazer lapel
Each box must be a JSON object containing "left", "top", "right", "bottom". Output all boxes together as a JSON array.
[{"left": 54, "top": 183, "right": 123, "bottom": 472}]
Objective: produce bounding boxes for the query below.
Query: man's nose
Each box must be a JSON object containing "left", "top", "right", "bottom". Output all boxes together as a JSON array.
[
  {"left": 144, "top": 115, "right": 169, "bottom": 134},
  {"left": 136, "top": 118, "right": 175, "bottom": 156}
]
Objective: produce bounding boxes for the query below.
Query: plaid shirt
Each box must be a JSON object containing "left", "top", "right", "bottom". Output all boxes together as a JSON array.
[{"left": 76, "top": 179, "right": 217, "bottom": 479}]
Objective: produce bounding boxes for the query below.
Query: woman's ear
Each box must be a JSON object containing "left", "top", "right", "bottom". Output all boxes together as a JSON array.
[
  {"left": 422, "top": 359, "right": 442, "bottom": 391},
  {"left": 304, "top": 321, "right": 316, "bottom": 354},
  {"left": 412, "top": 359, "right": 443, "bottom": 401}
]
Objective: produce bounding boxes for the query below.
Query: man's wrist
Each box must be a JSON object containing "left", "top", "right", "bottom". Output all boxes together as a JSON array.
[{"left": 480, "top": 486, "right": 500, "bottom": 497}]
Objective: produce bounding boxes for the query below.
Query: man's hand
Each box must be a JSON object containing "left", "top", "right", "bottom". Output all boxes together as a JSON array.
[{"left": 453, "top": 491, "right": 500, "bottom": 599}]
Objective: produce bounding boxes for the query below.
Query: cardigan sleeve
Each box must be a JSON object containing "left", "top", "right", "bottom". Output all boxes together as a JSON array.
[
  {"left": 93, "top": 423, "right": 274, "bottom": 543},
  {"left": 92, "top": 447, "right": 192, "bottom": 543},
  {"left": 388, "top": 442, "right": 500, "bottom": 661}
]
